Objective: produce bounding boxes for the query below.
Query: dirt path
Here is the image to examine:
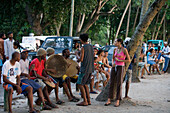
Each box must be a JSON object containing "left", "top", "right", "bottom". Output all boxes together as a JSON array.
[{"left": 0, "top": 73, "right": 170, "bottom": 113}]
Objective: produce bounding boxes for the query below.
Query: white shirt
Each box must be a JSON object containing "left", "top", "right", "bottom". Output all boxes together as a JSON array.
[
  {"left": 4, "top": 38, "right": 15, "bottom": 60},
  {"left": 162, "top": 46, "right": 170, "bottom": 58},
  {"left": 2, "top": 60, "right": 21, "bottom": 84},
  {"left": 19, "top": 59, "right": 29, "bottom": 80}
]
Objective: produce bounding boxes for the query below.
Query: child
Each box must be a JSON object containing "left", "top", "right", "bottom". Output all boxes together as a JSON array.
[{"left": 13, "top": 41, "right": 20, "bottom": 53}]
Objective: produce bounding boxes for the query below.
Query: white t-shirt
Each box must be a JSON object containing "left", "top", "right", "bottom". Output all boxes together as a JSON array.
[
  {"left": 162, "top": 46, "right": 170, "bottom": 58},
  {"left": 2, "top": 60, "right": 21, "bottom": 84},
  {"left": 19, "top": 59, "right": 29, "bottom": 80}
]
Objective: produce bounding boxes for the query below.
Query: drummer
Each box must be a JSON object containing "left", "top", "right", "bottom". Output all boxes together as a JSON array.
[
  {"left": 45, "top": 47, "right": 79, "bottom": 105},
  {"left": 19, "top": 50, "right": 52, "bottom": 110},
  {"left": 29, "top": 48, "right": 58, "bottom": 108}
]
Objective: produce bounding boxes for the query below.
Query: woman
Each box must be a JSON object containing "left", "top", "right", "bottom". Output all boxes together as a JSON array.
[
  {"left": 138, "top": 49, "right": 151, "bottom": 79},
  {"left": 105, "top": 38, "right": 130, "bottom": 107},
  {"left": 147, "top": 48, "right": 161, "bottom": 74}
]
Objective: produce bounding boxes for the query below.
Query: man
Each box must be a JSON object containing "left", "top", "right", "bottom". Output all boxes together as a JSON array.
[
  {"left": 2, "top": 52, "right": 37, "bottom": 113},
  {"left": 157, "top": 42, "right": 170, "bottom": 73},
  {"left": 0, "top": 33, "right": 6, "bottom": 84},
  {"left": 46, "top": 48, "right": 79, "bottom": 105},
  {"left": 19, "top": 50, "right": 52, "bottom": 110},
  {"left": 29, "top": 48, "right": 57, "bottom": 108},
  {"left": 4, "top": 32, "right": 14, "bottom": 60},
  {"left": 76, "top": 34, "right": 94, "bottom": 106},
  {"left": 103, "top": 50, "right": 112, "bottom": 73}
]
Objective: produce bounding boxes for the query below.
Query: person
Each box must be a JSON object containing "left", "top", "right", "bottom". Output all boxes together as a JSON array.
[
  {"left": 105, "top": 38, "right": 130, "bottom": 107},
  {"left": 157, "top": 42, "right": 170, "bottom": 73},
  {"left": 138, "top": 48, "right": 151, "bottom": 79},
  {"left": 2, "top": 52, "right": 37, "bottom": 113},
  {"left": 46, "top": 47, "right": 55, "bottom": 59},
  {"left": 147, "top": 48, "right": 161, "bottom": 74},
  {"left": 46, "top": 48, "right": 79, "bottom": 105},
  {"left": 103, "top": 50, "right": 112, "bottom": 73},
  {"left": 76, "top": 33, "right": 94, "bottom": 106},
  {"left": 146, "top": 42, "right": 152, "bottom": 55},
  {"left": 19, "top": 50, "right": 52, "bottom": 110},
  {"left": 4, "top": 32, "right": 15, "bottom": 60},
  {"left": 13, "top": 41, "right": 20, "bottom": 53},
  {"left": 29, "top": 48, "right": 58, "bottom": 108},
  {"left": 0, "top": 33, "right": 6, "bottom": 84}
]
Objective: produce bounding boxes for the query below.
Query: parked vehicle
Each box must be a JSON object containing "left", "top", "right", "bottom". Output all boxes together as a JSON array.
[{"left": 147, "top": 40, "right": 164, "bottom": 50}]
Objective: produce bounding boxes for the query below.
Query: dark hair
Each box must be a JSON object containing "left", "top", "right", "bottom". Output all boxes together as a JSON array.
[
  {"left": 14, "top": 41, "right": 20, "bottom": 48},
  {"left": 62, "top": 48, "right": 69, "bottom": 56},
  {"left": 148, "top": 42, "right": 152, "bottom": 44},
  {"left": 97, "top": 49, "right": 104, "bottom": 55},
  {"left": 0, "top": 33, "right": 5, "bottom": 38},
  {"left": 80, "top": 33, "right": 88, "bottom": 42},
  {"left": 149, "top": 48, "right": 154, "bottom": 53},
  {"left": 12, "top": 51, "right": 19, "bottom": 59},
  {"left": 158, "top": 46, "right": 161, "bottom": 52},
  {"left": 7, "top": 32, "right": 13, "bottom": 36},
  {"left": 94, "top": 57, "right": 97, "bottom": 61},
  {"left": 104, "top": 50, "right": 108, "bottom": 53},
  {"left": 94, "top": 48, "right": 98, "bottom": 50},
  {"left": 117, "top": 38, "right": 123, "bottom": 45}
]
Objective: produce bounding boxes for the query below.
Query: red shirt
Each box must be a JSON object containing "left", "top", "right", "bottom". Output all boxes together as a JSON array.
[{"left": 30, "top": 58, "right": 45, "bottom": 79}]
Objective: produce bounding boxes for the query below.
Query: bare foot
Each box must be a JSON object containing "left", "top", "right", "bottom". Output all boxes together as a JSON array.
[
  {"left": 96, "top": 88, "right": 102, "bottom": 92},
  {"left": 124, "top": 96, "right": 131, "bottom": 99},
  {"left": 76, "top": 101, "right": 88, "bottom": 106},
  {"left": 114, "top": 100, "right": 120, "bottom": 107},
  {"left": 88, "top": 101, "right": 91, "bottom": 105}
]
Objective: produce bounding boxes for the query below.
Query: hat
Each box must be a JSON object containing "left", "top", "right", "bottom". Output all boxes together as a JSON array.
[
  {"left": 36, "top": 48, "right": 47, "bottom": 56},
  {"left": 164, "top": 42, "right": 167, "bottom": 44},
  {"left": 46, "top": 47, "right": 55, "bottom": 54}
]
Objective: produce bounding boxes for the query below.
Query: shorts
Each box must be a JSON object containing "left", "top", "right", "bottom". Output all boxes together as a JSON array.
[
  {"left": 34, "top": 79, "right": 46, "bottom": 89},
  {"left": 3, "top": 82, "right": 30, "bottom": 95},
  {"left": 125, "top": 69, "right": 132, "bottom": 83},
  {"left": 21, "top": 79, "right": 41, "bottom": 93},
  {"left": 147, "top": 60, "right": 156, "bottom": 66},
  {"left": 52, "top": 77, "right": 64, "bottom": 88},
  {"left": 99, "top": 72, "right": 107, "bottom": 82},
  {"left": 138, "top": 62, "right": 145, "bottom": 69},
  {"left": 63, "top": 74, "right": 78, "bottom": 83},
  {"left": 105, "top": 68, "right": 111, "bottom": 72}
]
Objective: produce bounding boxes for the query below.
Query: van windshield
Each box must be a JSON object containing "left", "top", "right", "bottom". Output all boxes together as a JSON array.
[{"left": 42, "top": 37, "right": 72, "bottom": 48}]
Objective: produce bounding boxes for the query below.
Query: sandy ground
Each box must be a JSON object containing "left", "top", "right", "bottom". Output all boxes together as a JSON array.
[{"left": 0, "top": 73, "right": 170, "bottom": 113}]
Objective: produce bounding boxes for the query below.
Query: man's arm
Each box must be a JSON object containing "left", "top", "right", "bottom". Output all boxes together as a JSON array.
[
  {"left": 77, "top": 47, "right": 84, "bottom": 62},
  {"left": 4, "top": 40, "right": 8, "bottom": 59}
]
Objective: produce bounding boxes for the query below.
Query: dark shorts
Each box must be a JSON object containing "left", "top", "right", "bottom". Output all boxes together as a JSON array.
[
  {"left": 3, "top": 82, "right": 30, "bottom": 95},
  {"left": 21, "top": 79, "right": 41, "bottom": 94},
  {"left": 0, "top": 66, "right": 2, "bottom": 71},
  {"left": 52, "top": 77, "right": 64, "bottom": 88}
]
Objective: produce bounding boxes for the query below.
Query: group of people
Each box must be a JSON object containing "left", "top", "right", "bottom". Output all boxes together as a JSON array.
[{"left": 0, "top": 32, "right": 169, "bottom": 113}]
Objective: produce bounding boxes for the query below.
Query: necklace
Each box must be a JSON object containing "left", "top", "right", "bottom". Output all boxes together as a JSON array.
[{"left": 117, "top": 48, "right": 122, "bottom": 54}]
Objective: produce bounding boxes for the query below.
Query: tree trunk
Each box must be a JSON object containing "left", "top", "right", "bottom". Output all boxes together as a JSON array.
[
  {"left": 76, "top": 13, "right": 85, "bottom": 35},
  {"left": 126, "top": 3, "right": 131, "bottom": 38},
  {"left": 114, "top": 0, "right": 131, "bottom": 41},
  {"left": 155, "top": 5, "right": 168, "bottom": 40},
  {"left": 96, "top": 0, "right": 167, "bottom": 101},
  {"left": 163, "top": 18, "right": 166, "bottom": 41},
  {"left": 54, "top": 21, "right": 61, "bottom": 36},
  {"left": 151, "top": 12, "right": 160, "bottom": 39},
  {"left": 69, "top": 0, "right": 75, "bottom": 36},
  {"left": 132, "top": 6, "right": 140, "bottom": 32}
]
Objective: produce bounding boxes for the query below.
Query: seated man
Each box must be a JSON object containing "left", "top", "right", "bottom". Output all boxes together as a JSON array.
[
  {"left": 2, "top": 52, "right": 36, "bottom": 113},
  {"left": 46, "top": 48, "right": 79, "bottom": 105},
  {"left": 157, "top": 42, "right": 170, "bottom": 73},
  {"left": 19, "top": 50, "right": 52, "bottom": 110},
  {"left": 29, "top": 48, "right": 57, "bottom": 108}
]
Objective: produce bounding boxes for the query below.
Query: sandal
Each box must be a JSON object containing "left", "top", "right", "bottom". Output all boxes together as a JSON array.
[
  {"left": 56, "top": 100, "right": 65, "bottom": 105},
  {"left": 90, "top": 91, "right": 98, "bottom": 94},
  {"left": 72, "top": 96, "right": 80, "bottom": 101},
  {"left": 141, "top": 77, "right": 146, "bottom": 79},
  {"left": 104, "top": 102, "right": 111, "bottom": 106},
  {"left": 46, "top": 102, "right": 58, "bottom": 108},
  {"left": 70, "top": 98, "right": 79, "bottom": 102},
  {"left": 76, "top": 102, "right": 88, "bottom": 106},
  {"left": 42, "top": 105, "right": 52, "bottom": 110}
]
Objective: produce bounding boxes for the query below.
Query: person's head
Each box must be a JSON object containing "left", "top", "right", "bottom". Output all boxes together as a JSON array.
[
  {"left": 94, "top": 48, "right": 98, "bottom": 56},
  {"left": 94, "top": 57, "right": 98, "bottom": 62},
  {"left": 164, "top": 42, "right": 167, "bottom": 47},
  {"left": 46, "top": 47, "right": 55, "bottom": 56},
  {"left": 74, "top": 42, "right": 79, "bottom": 48},
  {"left": 62, "top": 48, "right": 70, "bottom": 58},
  {"left": 7, "top": 32, "right": 13, "bottom": 39},
  {"left": 148, "top": 42, "right": 152, "bottom": 47},
  {"left": 104, "top": 50, "right": 108, "bottom": 57},
  {"left": 152, "top": 43, "right": 155, "bottom": 47},
  {"left": 13, "top": 41, "right": 19, "bottom": 49},
  {"left": 0, "top": 33, "right": 6, "bottom": 39},
  {"left": 80, "top": 33, "right": 88, "bottom": 44},
  {"left": 21, "top": 50, "right": 29, "bottom": 60},
  {"left": 114, "top": 38, "right": 123, "bottom": 47},
  {"left": 36, "top": 48, "right": 47, "bottom": 60},
  {"left": 97, "top": 49, "right": 104, "bottom": 56},
  {"left": 149, "top": 48, "right": 154, "bottom": 53},
  {"left": 12, "top": 51, "right": 20, "bottom": 62}
]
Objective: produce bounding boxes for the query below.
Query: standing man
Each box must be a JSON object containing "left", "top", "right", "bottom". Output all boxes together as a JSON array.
[
  {"left": 157, "top": 42, "right": 170, "bottom": 73},
  {"left": 4, "top": 32, "right": 14, "bottom": 60},
  {"left": 0, "top": 33, "right": 6, "bottom": 84},
  {"left": 76, "top": 34, "right": 94, "bottom": 106}
]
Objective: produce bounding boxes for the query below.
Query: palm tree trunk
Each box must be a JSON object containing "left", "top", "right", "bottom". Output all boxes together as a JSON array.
[
  {"left": 125, "top": 3, "right": 131, "bottom": 38},
  {"left": 132, "top": 6, "right": 140, "bottom": 32},
  {"left": 152, "top": 12, "right": 160, "bottom": 39}
]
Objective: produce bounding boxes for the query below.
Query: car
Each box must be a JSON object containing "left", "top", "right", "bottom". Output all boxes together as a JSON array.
[
  {"left": 147, "top": 40, "right": 164, "bottom": 50},
  {"left": 102, "top": 45, "right": 117, "bottom": 66}
]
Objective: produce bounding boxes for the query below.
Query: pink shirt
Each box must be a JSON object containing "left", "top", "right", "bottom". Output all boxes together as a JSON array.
[{"left": 114, "top": 48, "right": 126, "bottom": 66}]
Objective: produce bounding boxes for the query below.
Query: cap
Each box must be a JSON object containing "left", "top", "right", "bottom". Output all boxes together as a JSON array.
[
  {"left": 36, "top": 48, "right": 47, "bottom": 56},
  {"left": 46, "top": 47, "right": 55, "bottom": 54}
]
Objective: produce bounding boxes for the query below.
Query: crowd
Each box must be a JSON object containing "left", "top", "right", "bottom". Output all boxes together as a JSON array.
[{"left": 0, "top": 32, "right": 169, "bottom": 113}]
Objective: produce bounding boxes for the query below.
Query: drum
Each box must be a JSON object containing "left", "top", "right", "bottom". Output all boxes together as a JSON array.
[
  {"left": 43, "top": 80, "right": 56, "bottom": 88},
  {"left": 66, "top": 59, "right": 79, "bottom": 77},
  {"left": 45, "top": 54, "right": 68, "bottom": 78}
]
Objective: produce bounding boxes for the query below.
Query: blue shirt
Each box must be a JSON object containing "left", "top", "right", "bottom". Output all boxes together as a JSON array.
[{"left": 128, "top": 54, "right": 136, "bottom": 70}]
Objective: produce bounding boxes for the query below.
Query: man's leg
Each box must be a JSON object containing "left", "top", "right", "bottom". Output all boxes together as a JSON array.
[
  {"left": 24, "top": 86, "right": 34, "bottom": 112},
  {"left": 8, "top": 87, "right": 13, "bottom": 113},
  {"left": 62, "top": 82, "right": 73, "bottom": 101},
  {"left": 90, "top": 75, "right": 94, "bottom": 92},
  {"left": 37, "top": 87, "right": 46, "bottom": 106},
  {"left": 84, "top": 84, "right": 91, "bottom": 105},
  {"left": 65, "top": 78, "right": 74, "bottom": 97},
  {"left": 76, "top": 84, "right": 88, "bottom": 106},
  {"left": 124, "top": 69, "right": 132, "bottom": 99},
  {"left": 163, "top": 57, "right": 170, "bottom": 72}
]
